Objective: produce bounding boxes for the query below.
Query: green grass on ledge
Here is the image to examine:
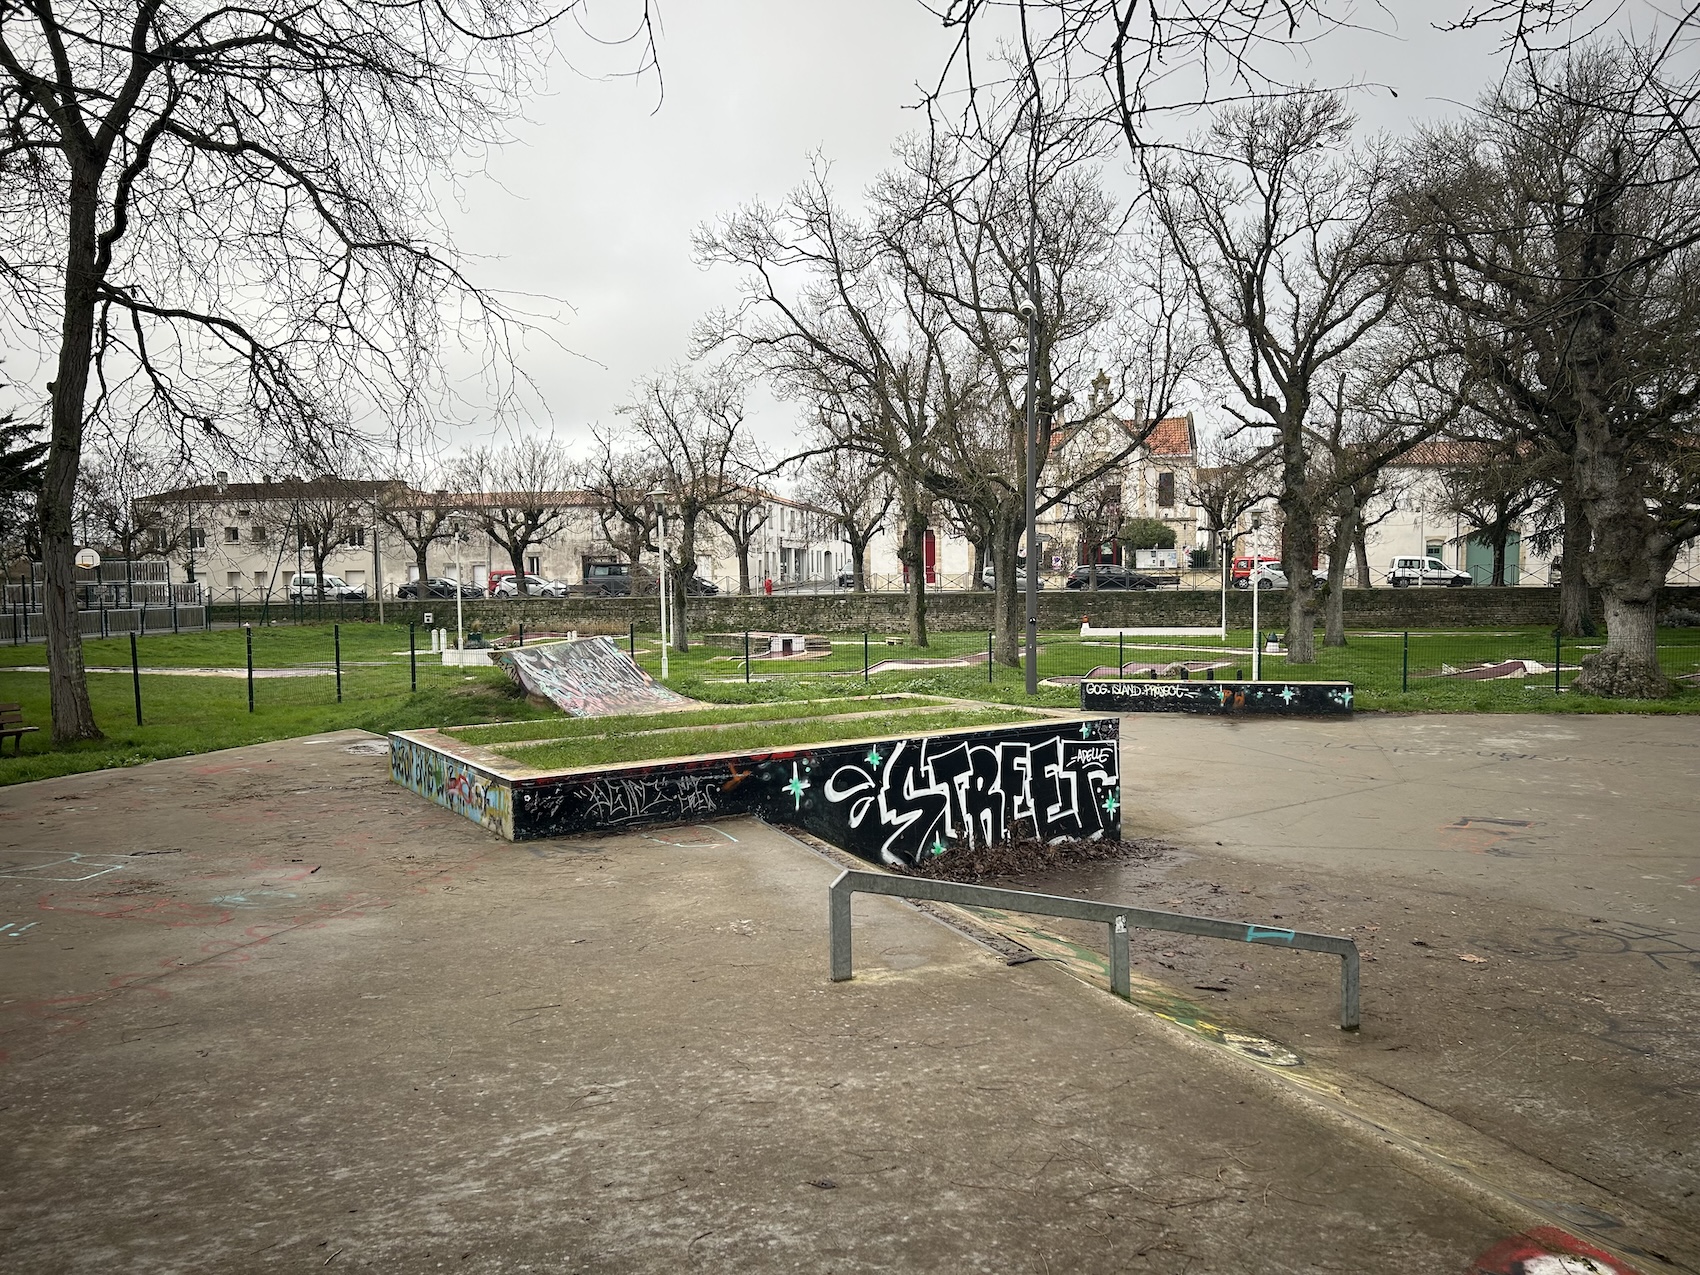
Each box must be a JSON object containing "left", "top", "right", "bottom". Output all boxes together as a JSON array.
[{"left": 491, "top": 705, "right": 1043, "bottom": 771}]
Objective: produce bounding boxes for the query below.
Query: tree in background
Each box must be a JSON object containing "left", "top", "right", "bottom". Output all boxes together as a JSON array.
[
  {"left": 1184, "top": 434, "right": 1273, "bottom": 574},
  {"left": 1118, "top": 517, "right": 1176, "bottom": 551},
  {"left": 0, "top": 407, "right": 47, "bottom": 566},
  {"left": 457, "top": 436, "right": 579, "bottom": 596},
  {"left": 1150, "top": 92, "right": 1404, "bottom": 664},
  {"left": 618, "top": 364, "right": 758, "bottom": 652},
  {"left": 376, "top": 460, "right": 462, "bottom": 592},
  {"left": 797, "top": 425, "right": 892, "bottom": 593},
  {"left": 287, "top": 477, "right": 385, "bottom": 605},
  {"left": 1405, "top": 43, "right": 1700, "bottom": 695},
  {"left": 1433, "top": 438, "right": 1553, "bottom": 588},
  {"left": 584, "top": 426, "right": 662, "bottom": 576},
  {"left": 0, "top": 0, "right": 655, "bottom": 741}
]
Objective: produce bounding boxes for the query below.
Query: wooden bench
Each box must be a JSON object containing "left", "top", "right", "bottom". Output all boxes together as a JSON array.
[{"left": 1, "top": 703, "right": 38, "bottom": 754}]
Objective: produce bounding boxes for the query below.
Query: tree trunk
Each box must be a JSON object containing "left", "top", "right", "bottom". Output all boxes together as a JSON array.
[
  {"left": 42, "top": 169, "right": 104, "bottom": 743},
  {"left": 735, "top": 528, "right": 753, "bottom": 595},
  {"left": 1322, "top": 504, "right": 1355, "bottom": 648},
  {"left": 415, "top": 546, "right": 429, "bottom": 589},
  {"left": 672, "top": 515, "right": 697, "bottom": 653},
  {"left": 896, "top": 485, "right": 928, "bottom": 647},
  {"left": 1558, "top": 483, "right": 1594, "bottom": 637},
  {"left": 1573, "top": 403, "right": 1670, "bottom": 696},
  {"left": 1490, "top": 527, "right": 1508, "bottom": 587},
  {"left": 991, "top": 514, "right": 1023, "bottom": 666},
  {"left": 1279, "top": 435, "right": 1322, "bottom": 665},
  {"left": 1354, "top": 528, "right": 1371, "bottom": 589},
  {"left": 848, "top": 532, "right": 872, "bottom": 593}
]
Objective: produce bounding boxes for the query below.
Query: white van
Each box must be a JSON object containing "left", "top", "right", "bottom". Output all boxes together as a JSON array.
[
  {"left": 287, "top": 573, "right": 367, "bottom": 601},
  {"left": 1388, "top": 556, "right": 1472, "bottom": 588}
]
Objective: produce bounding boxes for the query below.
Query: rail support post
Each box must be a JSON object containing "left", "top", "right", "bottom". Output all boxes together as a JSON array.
[
  {"left": 1108, "top": 914, "right": 1130, "bottom": 999},
  {"left": 829, "top": 872, "right": 854, "bottom": 982}
]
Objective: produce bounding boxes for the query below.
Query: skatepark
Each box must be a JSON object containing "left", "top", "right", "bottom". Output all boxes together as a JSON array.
[{"left": 2, "top": 671, "right": 1695, "bottom": 1270}]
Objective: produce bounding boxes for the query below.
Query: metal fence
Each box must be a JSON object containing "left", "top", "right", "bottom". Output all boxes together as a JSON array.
[{"left": 1, "top": 606, "right": 208, "bottom": 644}]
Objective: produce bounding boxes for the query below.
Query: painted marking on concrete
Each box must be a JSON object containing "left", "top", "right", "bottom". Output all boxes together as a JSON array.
[
  {"left": 0, "top": 852, "right": 129, "bottom": 882},
  {"left": 0, "top": 921, "right": 37, "bottom": 937}
]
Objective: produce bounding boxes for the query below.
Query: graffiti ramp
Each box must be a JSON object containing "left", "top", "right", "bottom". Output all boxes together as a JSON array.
[{"left": 492, "top": 636, "right": 694, "bottom": 717}]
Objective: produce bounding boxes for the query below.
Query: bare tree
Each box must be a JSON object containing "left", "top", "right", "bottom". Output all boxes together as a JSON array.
[
  {"left": 1402, "top": 43, "right": 1700, "bottom": 694},
  {"left": 0, "top": 0, "right": 655, "bottom": 742},
  {"left": 619, "top": 364, "right": 758, "bottom": 652},
  {"left": 584, "top": 425, "right": 662, "bottom": 575},
  {"left": 797, "top": 410, "right": 894, "bottom": 593},
  {"left": 287, "top": 477, "right": 384, "bottom": 604},
  {"left": 696, "top": 162, "right": 958, "bottom": 646},
  {"left": 1150, "top": 91, "right": 1404, "bottom": 663},
  {"left": 458, "top": 435, "right": 579, "bottom": 595},
  {"left": 376, "top": 459, "right": 460, "bottom": 592},
  {"left": 704, "top": 486, "right": 771, "bottom": 595},
  {"left": 1185, "top": 432, "right": 1274, "bottom": 573}
]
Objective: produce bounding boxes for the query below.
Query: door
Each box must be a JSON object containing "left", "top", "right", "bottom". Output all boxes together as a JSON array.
[
  {"left": 1465, "top": 533, "right": 1520, "bottom": 585},
  {"left": 924, "top": 529, "right": 937, "bottom": 585}
]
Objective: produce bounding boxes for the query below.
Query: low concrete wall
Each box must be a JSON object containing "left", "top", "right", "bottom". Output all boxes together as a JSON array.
[
  {"left": 390, "top": 717, "right": 1123, "bottom": 866},
  {"left": 226, "top": 584, "right": 1700, "bottom": 636},
  {"left": 1081, "top": 679, "right": 1353, "bottom": 715}
]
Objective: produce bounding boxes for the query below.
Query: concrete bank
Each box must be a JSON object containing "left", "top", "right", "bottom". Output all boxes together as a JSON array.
[{"left": 0, "top": 733, "right": 1529, "bottom": 1272}]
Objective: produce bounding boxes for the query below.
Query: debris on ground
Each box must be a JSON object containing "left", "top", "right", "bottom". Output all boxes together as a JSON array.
[{"left": 896, "top": 835, "right": 1165, "bottom": 883}]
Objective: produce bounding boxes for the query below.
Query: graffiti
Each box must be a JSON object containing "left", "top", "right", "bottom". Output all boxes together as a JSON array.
[
  {"left": 390, "top": 736, "right": 511, "bottom": 837},
  {"left": 1469, "top": 1226, "right": 1643, "bottom": 1274},
  {"left": 1474, "top": 921, "right": 1700, "bottom": 973},
  {"left": 492, "top": 636, "right": 691, "bottom": 717},
  {"left": 487, "top": 719, "right": 1122, "bottom": 867},
  {"left": 581, "top": 773, "right": 721, "bottom": 826},
  {"left": 1081, "top": 679, "right": 1353, "bottom": 716}
]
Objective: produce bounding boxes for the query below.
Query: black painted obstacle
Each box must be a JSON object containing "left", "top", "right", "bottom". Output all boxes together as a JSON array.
[{"left": 1080, "top": 679, "right": 1353, "bottom": 715}]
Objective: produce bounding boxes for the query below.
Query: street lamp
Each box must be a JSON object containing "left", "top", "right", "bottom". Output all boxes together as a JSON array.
[
  {"left": 648, "top": 490, "right": 670, "bottom": 681},
  {"left": 1249, "top": 511, "right": 1263, "bottom": 681},
  {"left": 450, "top": 514, "right": 466, "bottom": 653},
  {"left": 1021, "top": 292, "right": 1039, "bottom": 696}
]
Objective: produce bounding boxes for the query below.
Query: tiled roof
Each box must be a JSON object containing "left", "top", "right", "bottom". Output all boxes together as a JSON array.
[
  {"left": 1140, "top": 416, "right": 1195, "bottom": 457},
  {"left": 1396, "top": 440, "right": 1492, "bottom": 467}
]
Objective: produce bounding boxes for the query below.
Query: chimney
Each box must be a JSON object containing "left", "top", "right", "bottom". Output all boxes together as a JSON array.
[
  {"left": 1133, "top": 398, "right": 1148, "bottom": 425},
  {"left": 262, "top": 474, "right": 272, "bottom": 485},
  {"left": 215, "top": 470, "right": 229, "bottom": 490}
]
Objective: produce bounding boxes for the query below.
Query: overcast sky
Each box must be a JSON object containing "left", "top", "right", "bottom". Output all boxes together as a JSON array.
[{"left": 442, "top": 0, "right": 1686, "bottom": 457}]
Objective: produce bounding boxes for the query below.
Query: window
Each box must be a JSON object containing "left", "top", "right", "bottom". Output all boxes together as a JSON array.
[
  {"left": 1156, "top": 471, "right": 1175, "bottom": 508},
  {"left": 189, "top": 527, "right": 206, "bottom": 550},
  {"left": 253, "top": 571, "right": 268, "bottom": 588},
  {"left": 1425, "top": 540, "right": 1444, "bottom": 559},
  {"left": 150, "top": 527, "right": 170, "bottom": 551},
  {"left": 250, "top": 525, "right": 267, "bottom": 543},
  {"left": 527, "top": 555, "right": 541, "bottom": 575},
  {"left": 226, "top": 571, "right": 242, "bottom": 587},
  {"left": 343, "top": 526, "right": 366, "bottom": 548},
  {"left": 224, "top": 526, "right": 240, "bottom": 543}
]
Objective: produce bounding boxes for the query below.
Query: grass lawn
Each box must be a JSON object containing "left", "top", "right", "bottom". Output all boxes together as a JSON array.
[
  {"left": 489, "top": 705, "right": 1043, "bottom": 771},
  {"left": 3, "top": 620, "right": 1696, "bottom": 787}
]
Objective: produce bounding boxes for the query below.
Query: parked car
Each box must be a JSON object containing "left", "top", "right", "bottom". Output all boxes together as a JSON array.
[
  {"left": 684, "top": 576, "right": 719, "bottom": 595},
  {"left": 397, "top": 576, "right": 481, "bottom": 599},
  {"left": 1388, "top": 556, "right": 1473, "bottom": 588},
  {"left": 1230, "top": 555, "right": 1282, "bottom": 587},
  {"left": 492, "top": 573, "right": 567, "bottom": 598},
  {"left": 1246, "top": 565, "right": 1330, "bottom": 591},
  {"left": 288, "top": 573, "right": 366, "bottom": 601},
  {"left": 582, "top": 561, "right": 657, "bottom": 596},
  {"left": 980, "top": 565, "right": 1044, "bottom": 590},
  {"left": 1064, "top": 565, "right": 1159, "bottom": 591}
]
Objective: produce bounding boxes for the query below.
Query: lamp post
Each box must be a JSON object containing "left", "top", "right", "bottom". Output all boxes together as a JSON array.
[
  {"left": 1249, "top": 511, "right": 1263, "bottom": 681},
  {"left": 649, "top": 490, "right": 670, "bottom": 680},
  {"left": 1021, "top": 290, "right": 1039, "bottom": 696},
  {"left": 451, "top": 515, "right": 465, "bottom": 652}
]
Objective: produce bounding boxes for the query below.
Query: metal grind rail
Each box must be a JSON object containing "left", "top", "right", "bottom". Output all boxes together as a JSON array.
[{"left": 828, "top": 869, "right": 1360, "bottom": 1031}]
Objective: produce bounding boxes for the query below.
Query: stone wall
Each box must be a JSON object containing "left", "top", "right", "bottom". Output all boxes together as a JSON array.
[{"left": 230, "top": 584, "right": 1700, "bottom": 635}]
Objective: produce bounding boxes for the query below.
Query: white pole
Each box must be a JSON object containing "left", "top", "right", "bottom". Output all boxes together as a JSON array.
[
  {"left": 454, "top": 526, "right": 465, "bottom": 652},
  {"left": 1219, "top": 528, "right": 1227, "bottom": 644},
  {"left": 1251, "top": 523, "right": 1261, "bottom": 682},
  {"left": 658, "top": 507, "right": 669, "bottom": 681}
]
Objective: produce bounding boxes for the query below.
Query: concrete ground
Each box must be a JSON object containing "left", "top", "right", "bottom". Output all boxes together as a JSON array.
[
  {"left": 1023, "top": 713, "right": 1700, "bottom": 1267},
  {"left": 0, "top": 717, "right": 1693, "bottom": 1272}
]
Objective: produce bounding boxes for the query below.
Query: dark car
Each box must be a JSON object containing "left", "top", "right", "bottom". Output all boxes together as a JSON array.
[
  {"left": 1065, "top": 565, "right": 1159, "bottom": 590},
  {"left": 684, "top": 576, "right": 719, "bottom": 595},
  {"left": 398, "top": 576, "right": 479, "bottom": 600},
  {"left": 583, "top": 561, "right": 659, "bottom": 596}
]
